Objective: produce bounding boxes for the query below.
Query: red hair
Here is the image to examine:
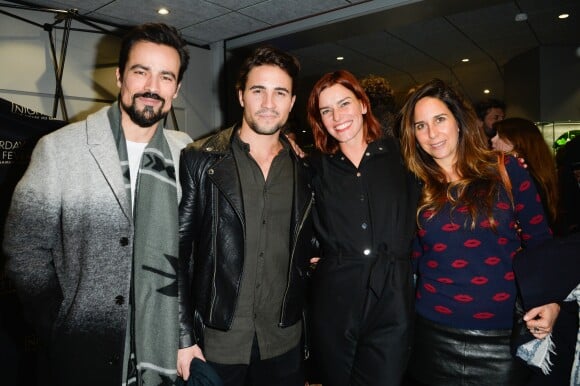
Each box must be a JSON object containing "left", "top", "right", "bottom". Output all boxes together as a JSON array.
[{"left": 307, "top": 70, "right": 382, "bottom": 154}]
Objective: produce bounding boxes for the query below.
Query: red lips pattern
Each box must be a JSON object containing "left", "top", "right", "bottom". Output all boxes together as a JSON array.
[
  {"left": 497, "top": 202, "right": 510, "bottom": 210},
  {"left": 464, "top": 239, "right": 481, "bottom": 248},
  {"left": 471, "top": 276, "right": 489, "bottom": 285},
  {"left": 492, "top": 292, "right": 510, "bottom": 301},
  {"left": 426, "top": 260, "right": 438, "bottom": 268},
  {"left": 451, "top": 259, "right": 468, "bottom": 268},
  {"left": 434, "top": 305, "right": 453, "bottom": 314},
  {"left": 484, "top": 257, "right": 500, "bottom": 265},
  {"left": 413, "top": 154, "right": 551, "bottom": 327},
  {"left": 454, "top": 294, "right": 473, "bottom": 302},
  {"left": 442, "top": 223, "right": 460, "bottom": 232}
]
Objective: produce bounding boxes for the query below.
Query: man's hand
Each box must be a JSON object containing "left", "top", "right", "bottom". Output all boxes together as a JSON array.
[
  {"left": 524, "top": 302, "right": 560, "bottom": 340},
  {"left": 177, "top": 344, "right": 206, "bottom": 381}
]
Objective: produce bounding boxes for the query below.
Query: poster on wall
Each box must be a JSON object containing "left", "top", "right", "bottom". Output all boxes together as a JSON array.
[
  {"left": 0, "top": 97, "right": 66, "bottom": 253},
  {"left": 0, "top": 97, "right": 66, "bottom": 385}
]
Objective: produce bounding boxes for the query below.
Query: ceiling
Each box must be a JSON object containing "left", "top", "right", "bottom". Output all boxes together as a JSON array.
[{"left": 2, "top": 0, "right": 579, "bottom": 103}]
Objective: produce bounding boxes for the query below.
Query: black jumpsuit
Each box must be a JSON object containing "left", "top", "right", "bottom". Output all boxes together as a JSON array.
[{"left": 308, "top": 138, "right": 419, "bottom": 386}]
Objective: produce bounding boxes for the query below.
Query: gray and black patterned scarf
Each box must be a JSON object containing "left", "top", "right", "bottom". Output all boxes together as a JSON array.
[{"left": 109, "top": 103, "right": 180, "bottom": 385}]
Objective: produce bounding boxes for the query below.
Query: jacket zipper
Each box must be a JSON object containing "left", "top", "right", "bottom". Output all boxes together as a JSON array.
[
  {"left": 279, "top": 191, "right": 314, "bottom": 325},
  {"left": 208, "top": 184, "right": 218, "bottom": 321}
]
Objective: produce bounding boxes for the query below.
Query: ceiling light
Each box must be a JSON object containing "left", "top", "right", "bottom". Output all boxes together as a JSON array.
[
  {"left": 461, "top": 58, "right": 469, "bottom": 62},
  {"left": 336, "top": 56, "right": 344, "bottom": 61},
  {"left": 483, "top": 89, "right": 490, "bottom": 94},
  {"left": 558, "top": 13, "right": 569, "bottom": 19},
  {"left": 515, "top": 12, "right": 528, "bottom": 22},
  {"left": 158, "top": 8, "right": 170, "bottom": 15}
]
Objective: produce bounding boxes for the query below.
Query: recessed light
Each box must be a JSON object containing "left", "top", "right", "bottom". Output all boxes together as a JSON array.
[
  {"left": 483, "top": 89, "right": 490, "bottom": 94},
  {"left": 515, "top": 12, "right": 528, "bottom": 22},
  {"left": 336, "top": 56, "right": 344, "bottom": 61},
  {"left": 558, "top": 13, "right": 569, "bottom": 19},
  {"left": 461, "top": 58, "right": 469, "bottom": 62},
  {"left": 158, "top": 8, "right": 170, "bottom": 15}
]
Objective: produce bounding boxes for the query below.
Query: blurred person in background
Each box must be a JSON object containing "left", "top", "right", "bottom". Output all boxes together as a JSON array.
[
  {"left": 555, "top": 136, "right": 580, "bottom": 235},
  {"left": 360, "top": 74, "right": 398, "bottom": 137},
  {"left": 475, "top": 98, "right": 505, "bottom": 142},
  {"left": 490, "top": 117, "right": 559, "bottom": 232}
]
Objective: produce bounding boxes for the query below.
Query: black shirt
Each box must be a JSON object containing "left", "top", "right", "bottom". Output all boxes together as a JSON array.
[{"left": 311, "top": 138, "right": 418, "bottom": 259}]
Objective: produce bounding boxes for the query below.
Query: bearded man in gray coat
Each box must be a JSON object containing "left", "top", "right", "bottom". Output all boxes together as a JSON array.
[{"left": 3, "top": 23, "right": 192, "bottom": 386}]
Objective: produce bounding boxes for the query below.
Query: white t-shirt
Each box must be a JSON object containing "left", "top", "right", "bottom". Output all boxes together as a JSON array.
[{"left": 126, "top": 140, "right": 148, "bottom": 206}]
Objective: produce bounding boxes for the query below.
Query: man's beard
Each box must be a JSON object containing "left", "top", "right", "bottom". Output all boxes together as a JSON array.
[
  {"left": 121, "top": 92, "right": 168, "bottom": 128},
  {"left": 245, "top": 109, "right": 284, "bottom": 135}
]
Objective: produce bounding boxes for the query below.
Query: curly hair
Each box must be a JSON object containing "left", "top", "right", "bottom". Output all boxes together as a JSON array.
[
  {"left": 307, "top": 70, "right": 382, "bottom": 154},
  {"left": 493, "top": 118, "right": 559, "bottom": 223},
  {"left": 400, "top": 79, "right": 503, "bottom": 229},
  {"left": 360, "top": 74, "right": 397, "bottom": 136}
]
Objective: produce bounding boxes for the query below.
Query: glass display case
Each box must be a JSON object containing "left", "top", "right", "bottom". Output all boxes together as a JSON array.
[{"left": 536, "top": 121, "right": 580, "bottom": 153}]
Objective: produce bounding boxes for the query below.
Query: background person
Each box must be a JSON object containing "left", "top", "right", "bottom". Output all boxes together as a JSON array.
[
  {"left": 360, "top": 74, "right": 398, "bottom": 137},
  {"left": 513, "top": 233, "right": 580, "bottom": 386},
  {"left": 306, "top": 70, "right": 419, "bottom": 386},
  {"left": 399, "top": 79, "right": 553, "bottom": 386},
  {"left": 3, "top": 23, "right": 192, "bottom": 386},
  {"left": 555, "top": 136, "right": 580, "bottom": 235},
  {"left": 490, "top": 117, "right": 559, "bottom": 231},
  {"left": 474, "top": 98, "right": 506, "bottom": 141}
]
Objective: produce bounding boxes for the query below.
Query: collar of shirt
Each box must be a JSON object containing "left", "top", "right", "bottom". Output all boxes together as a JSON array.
[
  {"left": 232, "top": 129, "right": 289, "bottom": 155},
  {"left": 329, "top": 139, "right": 387, "bottom": 163}
]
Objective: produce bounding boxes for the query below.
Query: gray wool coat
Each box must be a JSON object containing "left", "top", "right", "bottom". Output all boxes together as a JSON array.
[{"left": 3, "top": 105, "right": 192, "bottom": 385}]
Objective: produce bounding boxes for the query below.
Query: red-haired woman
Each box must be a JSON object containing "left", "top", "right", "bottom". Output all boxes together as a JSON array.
[
  {"left": 306, "top": 70, "right": 419, "bottom": 385},
  {"left": 491, "top": 118, "right": 559, "bottom": 229}
]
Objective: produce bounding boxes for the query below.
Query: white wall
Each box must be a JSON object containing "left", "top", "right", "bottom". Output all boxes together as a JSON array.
[
  {"left": 504, "top": 46, "right": 580, "bottom": 123},
  {"left": 540, "top": 46, "right": 580, "bottom": 123},
  {"left": 0, "top": 7, "right": 218, "bottom": 140}
]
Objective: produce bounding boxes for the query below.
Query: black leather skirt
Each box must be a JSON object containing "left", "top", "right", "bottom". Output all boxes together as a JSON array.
[{"left": 406, "top": 316, "right": 530, "bottom": 386}]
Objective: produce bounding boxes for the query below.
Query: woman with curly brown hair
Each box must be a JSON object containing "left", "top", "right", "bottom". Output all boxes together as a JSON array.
[
  {"left": 306, "top": 70, "right": 419, "bottom": 385},
  {"left": 399, "top": 79, "right": 555, "bottom": 386}
]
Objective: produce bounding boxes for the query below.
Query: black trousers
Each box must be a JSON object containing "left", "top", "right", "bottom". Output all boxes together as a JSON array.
[
  {"left": 207, "top": 336, "right": 303, "bottom": 386},
  {"left": 308, "top": 254, "right": 414, "bottom": 386}
]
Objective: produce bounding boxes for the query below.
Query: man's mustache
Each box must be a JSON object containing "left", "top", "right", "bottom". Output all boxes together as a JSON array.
[
  {"left": 134, "top": 92, "right": 165, "bottom": 103},
  {"left": 256, "top": 109, "right": 279, "bottom": 116}
]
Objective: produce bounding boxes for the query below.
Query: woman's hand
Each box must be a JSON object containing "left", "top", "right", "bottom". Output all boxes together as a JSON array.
[
  {"left": 524, "top": 303, "right": 560, "bottom": 340},
  {"left": 285, "top": 133, "right": 306, "bottom": 158}
]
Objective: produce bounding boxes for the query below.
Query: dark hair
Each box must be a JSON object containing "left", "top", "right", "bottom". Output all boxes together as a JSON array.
[
  {"left": 118, "top": 23, "right": 190, "bottom": 83},
  {"left": 360, "top": 74, "right": 397, "bottom": 136},
  {"left": 236, "top": 45, "right": 300, "bottom": 95},
  {"left": 307, "top": 70, "right": 382, "bottom": 154},
  {"left": 493, "top": 117, "right": 559, "bottom": 223},
  {"left": 400, "top": 78, "right": 501, "bottom": 229},
  {"left": 474, "top": 98, "right": 506, "bottom": 121}
]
